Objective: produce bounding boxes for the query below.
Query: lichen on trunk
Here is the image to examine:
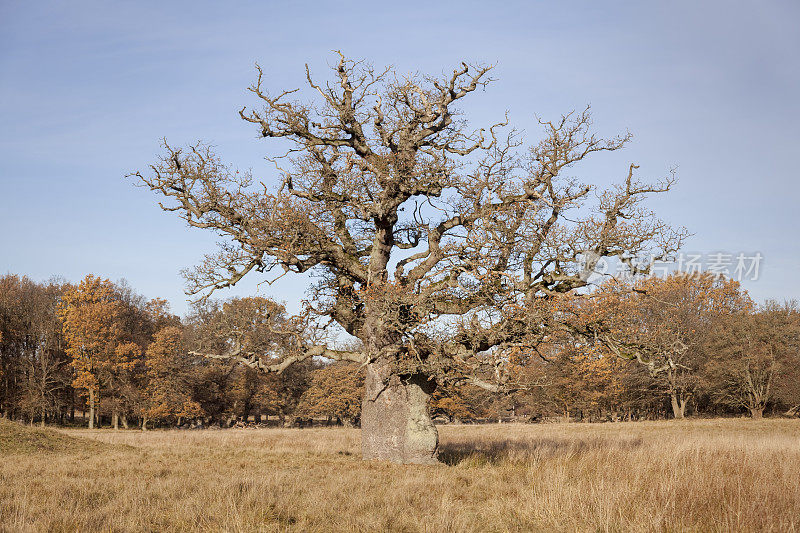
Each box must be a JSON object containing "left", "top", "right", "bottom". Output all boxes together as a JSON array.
[{"left": 361, "top": 362, "right": 438, "bottom": 464}]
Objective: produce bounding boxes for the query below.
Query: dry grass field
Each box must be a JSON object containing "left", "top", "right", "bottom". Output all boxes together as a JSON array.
[{"left": 2, "top": 418, "right": 800, "bottom": 532}]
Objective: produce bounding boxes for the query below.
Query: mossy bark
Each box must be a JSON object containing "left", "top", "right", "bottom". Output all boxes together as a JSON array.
[{"left": 361, "top": 362, "right": 438, "bottom": 464}]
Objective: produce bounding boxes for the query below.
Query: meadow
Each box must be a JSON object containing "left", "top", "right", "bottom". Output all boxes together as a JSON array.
[{"left": 2, "top": 418, "right": 800, "bottom": 532}]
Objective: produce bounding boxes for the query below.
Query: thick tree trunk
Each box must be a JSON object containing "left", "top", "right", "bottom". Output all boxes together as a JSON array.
[
  {"left": 360, "top": 362, "right": 438, "bottom": 464},
  {"left": 749, "top": 407, "right": 764, "bottom": 419},
  {"left": 121, "top": 415, "right": 129, "bottom": 429},
  {"left": 112, "top": 410, "right": 119, "bottom": 430}
]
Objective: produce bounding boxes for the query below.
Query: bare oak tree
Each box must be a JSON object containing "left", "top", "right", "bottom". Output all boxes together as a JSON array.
[{"left": 133, "top": 54, "right": 685, "bottom": 463}]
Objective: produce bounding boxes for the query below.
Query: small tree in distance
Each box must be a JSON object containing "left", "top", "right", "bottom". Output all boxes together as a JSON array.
[
  {"left": 145, "top": 326, "right": 204, "bottom": 428},
  {"left": 298, "top": 362, "right": 364, "bottom": 426},
  {"left": 58, "top": 275, "right": 126, "bottom": 429},
  {"left": 133, "top": 54, "right": 686, "bottom": 463},
  {"left": 187, "top": 296, "right": 313, "bottom": 425},
  {"left": 704, "top": 301, "right": 800, "bottom": 419},
  {"left": 583, "top": 273, "right": 752, "bottom": 419}
]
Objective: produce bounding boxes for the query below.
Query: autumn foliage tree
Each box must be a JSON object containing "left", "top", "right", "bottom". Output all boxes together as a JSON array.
[
  {"left": 704, "top": 301, "right": 800, "bottom": 419},
  {"left": 430, "top": 384, "right": 483, "bottom": 422},
  {"left": 134, "top": 54, "right": 686, "bottom": 462},
  {"left": 0, "top": 275, "right": 71, "bottom": 425},
  {"left": 577, "top": 273, "right": 752, "bottom": 418},
  {"left": 58, "top": 275, "right": 148, "bottom": 429},
  {"left": 298, "top": 362, "right": 364, "bottom": 426},
  {"left": 186, "top": 297, "right": 312, "bottom": 425},
  {"left": 58, "top": 276, "right": 117, "bottom": 428},
  {"left": 546, "top": 343, "right": 631, "bottom": 421},
  {"left": 145, "top": 326, "right": 203, "bottom": 427}
]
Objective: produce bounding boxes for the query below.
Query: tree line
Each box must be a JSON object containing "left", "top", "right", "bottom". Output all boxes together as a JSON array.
[
  {"left": 1, "top": 271, "right": 797, "bottom": 429},
  {"left": 0, "top": 274, "right": 358, "bottom": 428},
  {"left": 478, "top": 272, "right": 800, "bottom": 422}
]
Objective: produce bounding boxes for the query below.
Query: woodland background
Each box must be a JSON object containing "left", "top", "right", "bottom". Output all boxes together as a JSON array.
[{"left": 2, "top": 271, "right": 798, "bottom": 429}]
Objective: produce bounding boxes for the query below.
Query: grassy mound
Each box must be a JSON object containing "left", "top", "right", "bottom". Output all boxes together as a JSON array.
[{"left": 0, "top": 419, "right": 105, "bottom": 455}]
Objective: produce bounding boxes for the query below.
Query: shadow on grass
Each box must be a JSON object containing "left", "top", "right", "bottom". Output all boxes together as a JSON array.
[{"left": 438, "top": 436, "right": 644, "bottom": 466}]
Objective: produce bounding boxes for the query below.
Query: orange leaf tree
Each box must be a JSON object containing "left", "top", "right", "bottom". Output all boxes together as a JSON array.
[
  {"left": 144, "top": 326, "right": 203, "bottom": 427},
  {"left": 703, "top": 301, "right": 800, "bottom": 418},
  {"left": 297, "top": 362, "right": 364, "bottom": 426},
  {"left": 58, "top": 275, "right": 145, "bottom": 428},
  {"left": 576, "top": 273, "right": 752, "bottom": 418},
  {"left": 188, "top": 297, "right": 311, "bottom": 425}
]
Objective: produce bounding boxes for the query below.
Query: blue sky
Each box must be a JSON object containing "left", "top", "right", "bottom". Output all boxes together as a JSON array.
[{"left": 1, "top": 1, "right": 798, "bottom": 316}]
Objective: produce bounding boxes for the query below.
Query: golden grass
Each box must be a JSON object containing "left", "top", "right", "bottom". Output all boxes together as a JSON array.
[
  {"left": 1, "top": 418, "right": 799, "bottom": 532},
  {"left": 0, "top": 419, "right": 109, "bottom": 456}
]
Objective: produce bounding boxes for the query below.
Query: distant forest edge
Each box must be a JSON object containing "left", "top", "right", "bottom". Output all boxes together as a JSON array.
[{"left": 1, "top": 272, "right": 798, "bottom": 429}]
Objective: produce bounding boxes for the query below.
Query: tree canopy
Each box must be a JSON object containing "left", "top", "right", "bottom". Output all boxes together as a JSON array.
[{"left": 132, "top": 54, "right": 688, "bottom": 463}]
